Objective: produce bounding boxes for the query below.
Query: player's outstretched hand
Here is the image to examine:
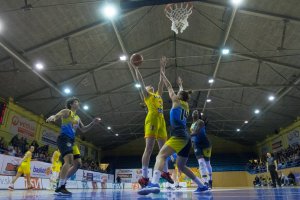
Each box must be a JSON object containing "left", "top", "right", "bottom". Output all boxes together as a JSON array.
[
  {"left": 93, "top": 117, "right": 101, "bottom": 124},
  {"left": 46, "top": 115, "right": 56, "bottom": 123}
]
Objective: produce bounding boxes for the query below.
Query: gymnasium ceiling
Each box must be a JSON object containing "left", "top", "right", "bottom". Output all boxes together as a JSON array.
[{"left": 0, "top": 0, "right": 300, "bottom": 150}]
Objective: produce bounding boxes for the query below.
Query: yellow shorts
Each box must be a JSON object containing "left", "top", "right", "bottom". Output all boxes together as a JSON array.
[
  {"left": 144, "top": 114, "right": 167, "bottom": 140},
  {"left": 73, "top": 145, "right": 80, "bottom": 158},
  {"left": 52, "top": 161, "right": 62, "bottom": 172},
  {"left": 165, "top": 137, "right": 191, "bottom": 158},
  {"left": 202, "top": 147, "right": 212, "bottom": 158},
  {"left": 17, "top": 163, "right": 30, "bottom": 175}
]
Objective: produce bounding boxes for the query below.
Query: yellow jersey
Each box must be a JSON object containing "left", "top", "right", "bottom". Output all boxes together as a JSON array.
[
  {"left": 22, "top": 151, "right": 32, "bottom": 163},
  {"left": 52, "top": 150, "right": 60, "bottom": 162},
  {"left": 144, "top": 92, "right": 164, "bottom": 116},
  {"left": 61, "top": 110, "right": 80, "bottom": 139},
  {"left": 52, "top": 150, "right": 62, "bottom": 172}
]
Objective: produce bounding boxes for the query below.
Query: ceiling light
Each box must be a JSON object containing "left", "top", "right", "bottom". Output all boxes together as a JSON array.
[
  {"left": 64, "top": 88, "right": 71, "bottom": 94},
  {"left": 107, "top": 126, "right": 112, "bottom": 130},
  {"left": 206, "top": 99, "right": 212, "bottom": 103},
  {"left": 237, "top": 128, "right": 240, "bottom": 132},
  {"left": 231, "top": 0, "right": 243, "bottom": 6},
  {"left": 268, "top": 95, "right": 275, "bottom": 101},
  {"left": 35, "top": 63, "right": 44, "bottom": 70},
  {"left": 115, "top": 134, "right": 119, "bottom": 136},
  {"left": 254, "top": 109, "right": 260, "bottom": 114},
  {"left": 208, "top": 79, "right": 214, "bottom": 84},
  {"left": 244, "top": 120, "right": 248, "bottom": 124},
  {"left": 221, "top": 48, "right": 230, "bottom": 55},
  {"left": 83, "top": 105, "right": 89, "bottom": 110},
  {"left": 135, "top": 83, "right": 141, "bottom": 88},
  {"left": 120, "top": 55, "right": 127, "bottom": 61},
  {"left": 102, "top": 4, "right": 118, "bottom": 19}
]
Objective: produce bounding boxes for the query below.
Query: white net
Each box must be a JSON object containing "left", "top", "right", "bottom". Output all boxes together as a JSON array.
[{"left": 165, "top": 3, "right": 193, "bottom": 34}]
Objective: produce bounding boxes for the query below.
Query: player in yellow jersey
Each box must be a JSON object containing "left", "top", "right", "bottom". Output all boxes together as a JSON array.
[
  {"left": 46, "top": 97, "right": 101, "bottom": 195},
  {"left": 133, "top": 56, "right": 173, "bottom": 187},
  {"left": 48, "top": 149, "right": 62, "bottom": 190},
  {"left": 8, "top": 145, "right": 35, "bottom": 190}
]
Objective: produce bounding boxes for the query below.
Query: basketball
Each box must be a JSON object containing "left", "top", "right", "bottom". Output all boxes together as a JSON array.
[{"left": 130, "top": 53, "right": 143, "bottom": 67}]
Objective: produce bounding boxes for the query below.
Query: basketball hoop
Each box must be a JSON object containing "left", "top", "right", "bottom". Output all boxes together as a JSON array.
[{"left": 165, "top": 3, "right": 193, "bottom": 34}]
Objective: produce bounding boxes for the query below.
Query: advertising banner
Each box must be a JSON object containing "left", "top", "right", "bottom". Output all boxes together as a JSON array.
[
  {"left": 40, "top": 127, "right": 58, "bottom": 147},
  {"left": 9, "top": 112, "right": 36, "bottom": 139},
  {"left": 271, "top": 136, "right": 283, "bottom": 152},
  {"left": 286, "top": 128, "right": 300, "bottom": 146},
  {"left": 115, "top": 168, "right": 152, "bottom": 183},
  {"left": 0, "top": 154, "right": 22, "bottom": 176},
  {"left": 0, "top": 176, "right": 12, "bottom": 189},
  {"left": 30, "top": 161, "right": 52, "bottom": 178}
]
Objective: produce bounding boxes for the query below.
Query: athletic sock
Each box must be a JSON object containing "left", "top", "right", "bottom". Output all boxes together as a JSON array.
[
  {"left": 58, "top": 179, "right": 66, "bottom": 187},
  {"left": 198, "top": 158, "right": 209, "bottom": 182},
  {"left": 142, "top": 166, "right": 148, "bottom": 178},
  {"left": 205, "top": 160, "right": 212, "bottom": 181},
  {"left": 163, "top": 161, "right": 168, "bottom": 173},
  {"left": 151, "top": 170, "right": 161, "bottom": 184}
]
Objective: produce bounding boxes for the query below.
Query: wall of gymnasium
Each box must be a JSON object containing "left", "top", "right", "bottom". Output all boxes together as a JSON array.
[
  {"left": 256, "top": 118, "right": 300, "bottom": 156},
  {"left": 102, "top": 132, "right": 255, "bottom": 157},
  {"left": 0, "top": 97, "right": 101, "bottom": 161},
  {"left": 211, "top": 166, "right": 300, "bottom": 187}
]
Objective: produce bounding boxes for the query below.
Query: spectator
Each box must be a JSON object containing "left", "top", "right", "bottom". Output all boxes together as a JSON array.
[
  {"left": 279, "top": 172, "right": 289, "bottom": 186},
  {"left": 288, "top": 171, "right": 296, "bottom": 186},
  {"left": 31, "top": 140, "right": 39, "bottom": 152},
  {"left": 253, "top": 175, "right": 261, "bottom": 187},
  {"left": 8, "top": 146, "right": 16, "bottom": 156},
  {"left": 10, "top": 135, "right": 19, "bottom": 151}
]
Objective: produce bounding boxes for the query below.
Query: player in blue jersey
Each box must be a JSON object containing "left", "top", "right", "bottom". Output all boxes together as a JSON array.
[
  {"left": 46, "top": 97, "right": 101, "bottom": 195},
  {"left": 190, "top": 110, "right": 213, "bottom": 189},
  {"left": 138, "top": 70, "right": 208, "bottom": 195}
]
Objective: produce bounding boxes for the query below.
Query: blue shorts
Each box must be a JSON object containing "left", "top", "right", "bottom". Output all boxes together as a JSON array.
[{"left": 57, "top": 135, "right": 74, "bottom": 159}]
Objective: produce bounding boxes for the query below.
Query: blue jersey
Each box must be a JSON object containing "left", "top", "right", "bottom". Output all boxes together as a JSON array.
[
  {"left": 190, "top": 120, "right": 210, "bottom": 147},
  {"left": 170, "top": 100, "right": 189, "bottom": 137}
]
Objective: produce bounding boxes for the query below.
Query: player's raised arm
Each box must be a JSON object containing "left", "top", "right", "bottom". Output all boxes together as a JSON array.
[
  {"left": 158, "top": 56, "right": 167, "bottom": 96},
  {"left": 78, "top": 117, "right": 101, "bottom": 133},
  {"left": 46, "top": 109, "right": 70, "bottom": 122},
  {"left": 160, "top": 71, "right": 177, "bottom": 101}
]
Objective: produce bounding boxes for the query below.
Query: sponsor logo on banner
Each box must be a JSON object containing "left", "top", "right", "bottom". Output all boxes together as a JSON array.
[
  {"left": 25, "top": 177, "right": 42, "bottom": 189},
  {"left": 115, "top": 169, "right": 152, "bottom": 183},
  {"left": 271, "top": 137, "right": 283, "bottom": 152},
  {"left": 0, "top": 154, "right": 21, "bottom": 176},
  {"left": 41, "top": 127, "right": 58, "bottom": 146},
  {"left": 86, "top": 173, "right": 93, "bottom": 181},
  {"left": 0, "top": 176, "right": 12, "bottom": 189},
  {"left": 10, "top": 112, "right": 36, "bottom": 139},
  {"left": 93, "top": 172, "right": 101, "bottom": 182},
  {"left": 30, "top": 161, "right": 52, "bottom": 178},
  {"left": 287, "top": 129, "right": 300, "bottom": 146}
]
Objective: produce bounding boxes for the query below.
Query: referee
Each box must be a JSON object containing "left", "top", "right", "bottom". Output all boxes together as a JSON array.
[{"left": 266, "top": 152, "right": 281, "bottom": 188}]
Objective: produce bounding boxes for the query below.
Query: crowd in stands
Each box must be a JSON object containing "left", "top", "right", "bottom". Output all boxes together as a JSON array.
[
  {"left": 0, "top": 136, "right": 106, "bottom": 173},
  {"left": 247, "top": 144, "right": 300, "bottom": 173},
  {"left": 253, "top": 171, "right": 296, "bottom": 187}
]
